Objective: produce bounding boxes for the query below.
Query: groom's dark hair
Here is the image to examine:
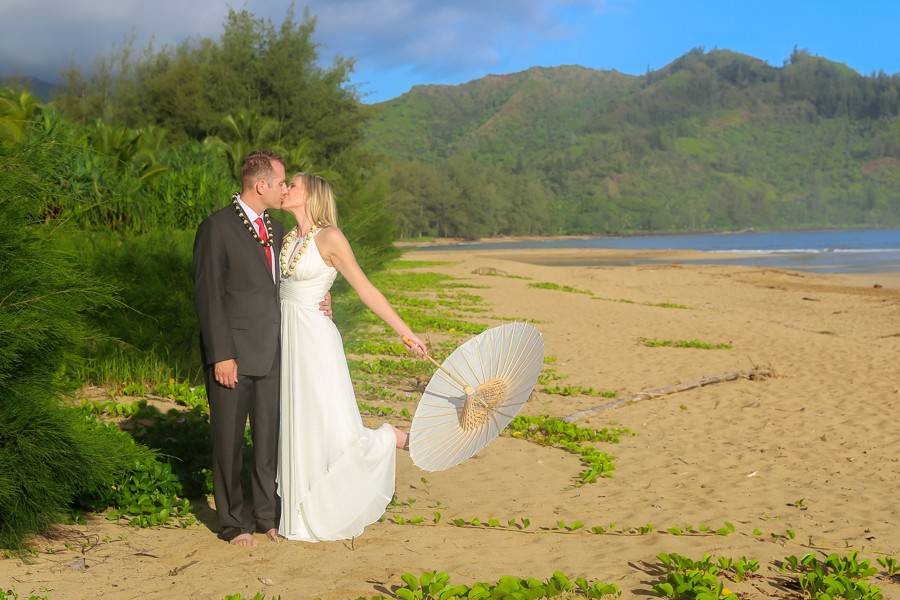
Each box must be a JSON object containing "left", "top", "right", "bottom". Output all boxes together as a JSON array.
[{"left": 241, "top": 149, "right": 284, "bottom": 187}]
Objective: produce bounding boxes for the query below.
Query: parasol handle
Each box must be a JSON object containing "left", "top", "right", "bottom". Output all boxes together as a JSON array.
[{"left": 403, "top": 335, "right": 473, "bottom": 394}]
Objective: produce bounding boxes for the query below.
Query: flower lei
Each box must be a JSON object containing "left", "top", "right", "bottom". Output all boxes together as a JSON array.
[
  {"left": 232, "top": 194, "right": 274, "bottom": 248},
  {"left": 280, "top": 225, "right": 321, "bottom": 279}
]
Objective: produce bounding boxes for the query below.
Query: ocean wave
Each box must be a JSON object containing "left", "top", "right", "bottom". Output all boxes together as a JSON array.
[{"left": 706, "top": 248, "right": 900, "bottom": 255}]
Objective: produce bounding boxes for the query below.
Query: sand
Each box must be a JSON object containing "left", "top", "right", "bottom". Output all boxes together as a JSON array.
[{"left": 3, "top": 248, "right": 899, "bottom": 599}]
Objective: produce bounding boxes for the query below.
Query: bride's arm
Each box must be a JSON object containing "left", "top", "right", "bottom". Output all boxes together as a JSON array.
[{"left": 319, "top": 228, "right": 428, "bottom": 357}]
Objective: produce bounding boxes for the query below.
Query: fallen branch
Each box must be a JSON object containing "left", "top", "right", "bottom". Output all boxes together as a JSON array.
[{"left": 564, "top": 366, "right": 775, "bottom": 422}]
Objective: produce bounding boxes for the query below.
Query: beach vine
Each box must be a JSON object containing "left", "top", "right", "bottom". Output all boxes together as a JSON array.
[{"left": 506, "top": 415, "right": 633, "bottom": 484}]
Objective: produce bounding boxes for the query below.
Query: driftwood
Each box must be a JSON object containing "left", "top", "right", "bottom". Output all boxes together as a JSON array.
[{"left": 564, "top": 366, "right": 775, "bottom": 422}]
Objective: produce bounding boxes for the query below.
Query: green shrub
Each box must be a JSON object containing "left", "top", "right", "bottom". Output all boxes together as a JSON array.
[
  {"left": 653, "top": 553, "right": 738, "bottom": 599},
  {"left": 0, "top": 588, "right": 49, "bottom": 600},
  {"left": 781, "top": 552, "right": 884, "bottom": 599},
  {"left": 639, "top": 338, "right": 732, "bottom": 350},
  {"left": 529, "top": 281, "right": 593, "bottom": 295},
  {"left": 0, "top": 136, "right": 154, "bottom": 549},
  {"left": 126, "top": 403, "right": 214, "bottom": 498},
  {"left": 382, "top": 570, "right": 619, "bottom": 599}
]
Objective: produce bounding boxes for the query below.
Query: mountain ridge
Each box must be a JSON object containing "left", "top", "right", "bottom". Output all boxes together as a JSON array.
[{"left": 364, "top": 48, "right": 900, "bottom": 237}]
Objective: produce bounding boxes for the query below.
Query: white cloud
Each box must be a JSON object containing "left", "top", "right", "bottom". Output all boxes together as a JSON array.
[
  {"left": 0, "top": 0, "right": 228, "bottom": 79},
  {"left": 0, "top": 0, "right": 608, "bottom": 82},
  {"left": 307, "top": 0, "right": 603, "bottom": 74}
]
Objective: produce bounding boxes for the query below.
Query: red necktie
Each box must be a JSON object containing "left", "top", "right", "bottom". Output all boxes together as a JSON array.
[{"left": 255, "top": 217, "right": 273, "bottom": 274}]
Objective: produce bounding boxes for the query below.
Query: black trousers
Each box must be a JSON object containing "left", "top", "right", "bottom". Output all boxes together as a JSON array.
[{"left": 205, "top": 356, "right": 280, "bottom": 540}]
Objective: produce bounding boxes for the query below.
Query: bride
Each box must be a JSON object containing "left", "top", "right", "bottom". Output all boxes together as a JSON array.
[{"left": 276, "top": 172, "right": 428, "bottom": 542}]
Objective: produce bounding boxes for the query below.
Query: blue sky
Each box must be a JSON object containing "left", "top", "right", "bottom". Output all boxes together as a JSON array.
[{"left": 2, "top": 1, "right": 898, "bottom": 103}]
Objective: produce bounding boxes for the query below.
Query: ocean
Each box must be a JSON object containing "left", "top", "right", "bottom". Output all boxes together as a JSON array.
[{"left": 419, "top": 228, "right": 900, "bottom": 273}]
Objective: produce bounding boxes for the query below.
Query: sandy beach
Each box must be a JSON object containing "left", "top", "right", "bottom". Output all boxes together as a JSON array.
[{"left": 3, "top": 247, "right": 899, "bottom": 599}]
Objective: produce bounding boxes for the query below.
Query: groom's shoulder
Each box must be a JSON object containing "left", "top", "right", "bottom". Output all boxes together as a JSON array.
[
  {"left": 198, "top": 204, "right": 235, "bottom": 231},
  {"left": 193, "top": 205, "right": 235, "bottom": 247}
]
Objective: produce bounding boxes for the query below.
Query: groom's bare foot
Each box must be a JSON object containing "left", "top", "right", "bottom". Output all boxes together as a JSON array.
[
  {"left": 229, "top": 533, "right": 257, "bottom": 547},
  {"left": 265, "top": 528, "right": 280, "bottom": 542}
]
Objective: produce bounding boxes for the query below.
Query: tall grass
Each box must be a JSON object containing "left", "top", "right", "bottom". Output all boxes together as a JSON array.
[{"left": 60, "top": 229, "right": 201, "bottom": 383}]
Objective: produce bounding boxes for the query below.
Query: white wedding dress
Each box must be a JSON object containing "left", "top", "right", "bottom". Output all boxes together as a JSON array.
[{"left": 276, "top": 231, "right": 396, "bottom": 542}]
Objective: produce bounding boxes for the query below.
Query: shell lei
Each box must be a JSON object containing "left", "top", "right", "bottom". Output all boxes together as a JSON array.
[
  {"left": 280, "top": 226, "right": 321, "bottom": 279},
  {"left": 232, "top": 194, "right": 274, "bottom": 247}
]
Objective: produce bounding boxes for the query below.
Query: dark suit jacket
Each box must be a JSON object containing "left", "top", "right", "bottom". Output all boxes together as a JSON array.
[{"left": 192, "top": 203, "right": 285, "bottom": 377}]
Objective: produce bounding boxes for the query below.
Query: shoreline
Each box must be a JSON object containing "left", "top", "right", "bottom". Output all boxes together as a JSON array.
[
  {"left": 407, "top": 245, "right": 900, "bottom": 281},
  {"left": 394, "top": 224, "right": 900, "bottom": 248}
]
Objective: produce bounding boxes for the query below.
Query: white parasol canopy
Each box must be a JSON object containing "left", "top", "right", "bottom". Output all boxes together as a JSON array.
[{"left": 407, "top": 322, "right": 544, "bottom": 472}]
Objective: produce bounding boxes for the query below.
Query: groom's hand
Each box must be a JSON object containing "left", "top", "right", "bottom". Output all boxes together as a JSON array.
[
  {"left": 214, "top": 359, "right": 239, "bottom": 388},
  {"left": 319, "top": 292, "right": 333, "bottom": 320}
]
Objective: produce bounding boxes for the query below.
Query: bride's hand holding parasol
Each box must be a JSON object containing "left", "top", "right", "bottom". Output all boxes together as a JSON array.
[{"left": 401, "top": 332, "right": 428, "bottom": 359}]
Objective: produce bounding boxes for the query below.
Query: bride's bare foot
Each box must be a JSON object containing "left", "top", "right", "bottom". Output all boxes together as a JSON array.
[
  {"left": 393, "top": 426, "right": 409, "bottom": 450},
  {"left": 229, "top": 532, "right": 257, "bottom": 547},
  {"left": 265, "top": 528, "right": 280, "bottom": 542}
]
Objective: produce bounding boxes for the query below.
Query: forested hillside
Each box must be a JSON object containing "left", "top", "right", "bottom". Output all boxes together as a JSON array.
[{"left": 366, "top": 49, "right": 900, "bottom": 237}]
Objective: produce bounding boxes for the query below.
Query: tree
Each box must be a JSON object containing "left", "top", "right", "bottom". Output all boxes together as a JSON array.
[
  {"left": 203, "top": 110, "right": 280, "bottom": 183},
  {"left": 55, "top": 7, "right": 366, "bottom": 164}
]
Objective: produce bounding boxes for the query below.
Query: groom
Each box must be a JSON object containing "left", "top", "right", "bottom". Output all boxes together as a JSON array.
[{"left": 193, "top": 150, "right": 331, "bottom": 547}]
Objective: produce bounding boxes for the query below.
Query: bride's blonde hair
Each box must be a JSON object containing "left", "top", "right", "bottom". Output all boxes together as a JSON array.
[{"left": 295, "top": 173, "right": 337, "bottom": 227}]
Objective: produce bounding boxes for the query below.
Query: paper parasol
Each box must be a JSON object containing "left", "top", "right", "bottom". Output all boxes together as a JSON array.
[{"left": 405, "top": 322, "right": 544, "bottom": 472}]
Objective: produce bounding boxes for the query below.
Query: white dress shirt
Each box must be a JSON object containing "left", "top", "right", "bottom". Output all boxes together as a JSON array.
[{"left": 237, "top": 194, "right": 277, "bottom": 283}]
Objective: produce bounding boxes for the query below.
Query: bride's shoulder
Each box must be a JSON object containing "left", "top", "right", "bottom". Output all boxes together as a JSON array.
[
  {"left": 316, "top": 225, "right": 346, "bottom": 244},
  {"left": 315, "top": 226, "right": 353, "bottom": 257}
]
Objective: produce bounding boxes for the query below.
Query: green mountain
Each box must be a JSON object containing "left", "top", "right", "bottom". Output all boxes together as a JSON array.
[{"left": 364, "top": 49, "right": 900, "bottom": 237}]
